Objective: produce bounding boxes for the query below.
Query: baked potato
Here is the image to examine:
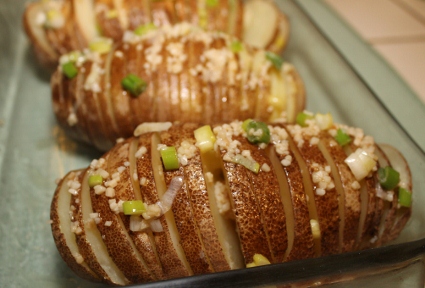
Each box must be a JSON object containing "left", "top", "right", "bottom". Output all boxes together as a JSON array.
[
  {"left": 51, "top": 114, "right": 412, "bottom": 285},
  {"left": 23, "top": 0, "right": 290, "bottom": 68},
  {"left": 51, "top": 22, "right": 305, "bottom": 151}
]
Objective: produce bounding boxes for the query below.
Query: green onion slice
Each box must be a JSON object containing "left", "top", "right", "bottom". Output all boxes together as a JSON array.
[
  {"left": 160, "top": 146, "right": 179, "bottom": 170},
  {"left": 378, "top": 166, "right": 400, "bottom": 190},
  {"left": 121, "top": 74, "right": 147, "bottom": 97},
  {"left": 134, "top": 23, "right": 157, "bottom": 36},
  {"left": 234, "top": 154, "right": 260, "bottom": 173},
  {"left": 230, "top": 40, "right": 243, "bottom": 53},
  {"left": 123, "top": 200, "right": 146, "bottom": 215},
  {"left": 296, "top": 112, "right": 314, "bottom": 127},
  {"left": 243, "top": 120, "right": 270, "bottom": 144},
  {"left": 206, "top": 0, "right": 219, "bottom": 7},
  {"left": 335, "top": 128, "right": 352, "bottom": 146},
  {"left": 398, "top": 187, "right": 412, "bottom": 208},
  {"left": 62, "top": 62, "right": 78, "bottom": 79},
  {"left": 88, "top": 174, "right": 103, "bottom": 187},
  {"left": 89, "top": 37, "right": 112, "bottom": 54},
  {"left": 265, "top": 51, "right": 284, "bottom": 70}
]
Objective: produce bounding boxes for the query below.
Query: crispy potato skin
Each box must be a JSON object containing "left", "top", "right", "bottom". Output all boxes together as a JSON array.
[
  {"left": 51, "top": 121, "right": 412, "bottom": 286},
  {"left": 51, "top": 24, "right": 306, "bottom": 151}
]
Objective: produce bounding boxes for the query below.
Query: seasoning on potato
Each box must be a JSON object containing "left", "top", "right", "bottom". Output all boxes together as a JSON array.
[{"left": 51, "top": 114, "right": 412, "bottom": 285}]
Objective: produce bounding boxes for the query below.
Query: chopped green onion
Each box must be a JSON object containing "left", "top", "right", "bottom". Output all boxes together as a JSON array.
[
  {"left": 121, "top": 74, "right": 147, "bottom": 97},
  {"left": 134, "top": 23, "right": 157, "bottom": 36},
  {"left": 243, "top": 120, "right": 270, "bottom": 144},
  {"left": 296, "top": 111, "right": 314, "bottom": 127},
  {"left": 160, "top": 146, "right": 179, "bottom": 170},
  {"left": 242, "top": 119, "right": 253, "bottom": 131},
  {"left": 66, "top": 51, "right": 82, "bottom": 63},
  {"left": 194, "top": 125, "right": 216, "bottom": 153},
  {"left": 88, "top": 175, "right": 103, "bottom": 187},
  {"left": 123, "top": 200, "right": 146, "bottom": 215},
  {"left": 265, "top": 51, "right": 284, "bottom": 70},
  {"left": 89, "top": 37, "right": 112, "bottom": 54},
  {"left": 398, "top": 187, "right": 412, "bottom": 208},
  {"left": 335, "top": 128, "right": 352, "bottom": 146},
  {"left": 62, "top": 62, "right": 78, "bottom": 79},
  {"left": 378, "top": 166, "right": 400, "bottom": 190},
  {"left": 230, "top": 40, "right": 243, "bottom": 53},
  {"left": 206, "top": 0, "right": 219, "bottom": 7},
  {"left": 234, "top": 154, "right": 260, "bottom": 173}
]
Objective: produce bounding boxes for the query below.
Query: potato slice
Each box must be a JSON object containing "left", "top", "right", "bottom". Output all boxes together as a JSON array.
[
  {"left": 342, "top": 142, "right": 383, "bottom": 249},
  {"left": 199, "top": 148, "right": 245, "bottom": 270},
  {"left": 79, "top": 163, "right": 129, "bottom": 285},
  {"left": 267, "top": 129, "right": 315, "bottom": 261},
  {"left": 318, "top": 135, "right": 361, "bottom": 253},
  {"left": 242, "top": 0, "right": 280, "bottom": 50},
  {"left": 51, "top": 171, "right": 100, "bottom": 282},
  {"left": 88, "top": 139, "right": 160, "bottom": 283},
  {"left": 377, "top": 144, "right": 413, "bottom": 244},
  {"left": 22, "top": 2, "right": 59, "bottom": 67},
  {"left": 213, "top": 125, "right": 272, "bottom": 264},
  {"left": 235, "top": 136, "right": 288, "bottom": 263},
  {"left": 72, "top": 0, "right": 99, "bottom": 43},
  {"left": 159, "top": 126, "right": 214, "bottom": 274},
  {"left": 126, "top": 139, "right": 165, "bottom": 280},
  {"left": 135, "top": 133, "right": 192, "bottom": 278}
]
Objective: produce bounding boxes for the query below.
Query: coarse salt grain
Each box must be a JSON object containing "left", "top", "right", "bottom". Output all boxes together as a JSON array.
[
  {"left": 105, "top": 187, "right": 115, "bottom": 198},
  {"left": 94, "top": 185, "right": 106, "bottom": 195},
  {"left": 140, "top": 177, "right": 147, "bottom": 186},
  {"left": 135, "top": 146, "right": 147, "bottom": 158},
  {"left": 261, "top": 163, "right": 271, "bottom": 172}
]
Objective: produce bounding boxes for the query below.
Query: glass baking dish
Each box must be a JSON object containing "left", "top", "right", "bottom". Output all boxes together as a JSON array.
[{"left": 0, "top": 0, "right": 424, "bottom": 287}]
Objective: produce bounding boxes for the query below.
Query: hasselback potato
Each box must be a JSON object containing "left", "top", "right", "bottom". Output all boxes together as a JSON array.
[
  {"left": 51, "top": 114, "right": 412, "bottom": 285},
  {"left": 51, "top": 22, "right": 305, "bottom": 151},
  {"left": 23, "top": 0, "right": 289, "bottom": 68}
]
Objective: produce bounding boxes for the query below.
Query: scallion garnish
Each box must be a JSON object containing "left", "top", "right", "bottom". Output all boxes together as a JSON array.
[
  {"left": 62, "top": 62, "right": 78, "bottom": 79},
  {"left": 230, "top": 40, "right": 243, "bottom": 53},
  {"left": 123, "top": 200, "right": 146, "bottom": 215},
  {"left": 234, "top": 154, "right": 260, "bottom": 173},
  {"left": 134, "top": 23, "right": 157, "bottom": 36},
  {"left": 206, "top": 0, "right": 219, "bottom": 7},
  {"left": 335, "top": 128, "right": 351, "bottom": 146},
  {"left": 121, "top": 74, "right": 147, "bottom": 97},
  {"left": 378, "top": 166, "right": 400, "bottom": 190},
  {"left": 265, "top": 51, "right": 284, "bottom": 70},
  {"left": 296, "top": 111, "right": 314, "bottom": 127},
  {"left": 398, "top": 187, "right": 412, "bottom": 207},
  {"left": 243, "top": 120, "right": 270, "bottom": 144},
  {"left": 89, "top": 37, "right": 112, "bottom": 54},
  {"left": 160, "top": 146, "right": 179, "bottom": 170},
  {"left": 88, "top": 175, "right": 103, "bottom": 187}
]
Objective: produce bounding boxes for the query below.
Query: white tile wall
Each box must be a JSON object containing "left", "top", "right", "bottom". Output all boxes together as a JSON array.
[{"left": 324, "top": 0, "right": 425, "bottom": 103}]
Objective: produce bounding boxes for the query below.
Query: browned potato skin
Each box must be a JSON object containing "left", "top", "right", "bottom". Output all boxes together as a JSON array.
[
  {"left": 51, "top": 25, "right": 306, "bottom": 151},
  {"left": 51, "top": 121, "right": 412, "bottom": 286},
  {"left": 50, "top": 172, "right": 101, "bottom": 283},
  {"left": 23, "top": 0, "right": 289, "bottom": 68}
]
